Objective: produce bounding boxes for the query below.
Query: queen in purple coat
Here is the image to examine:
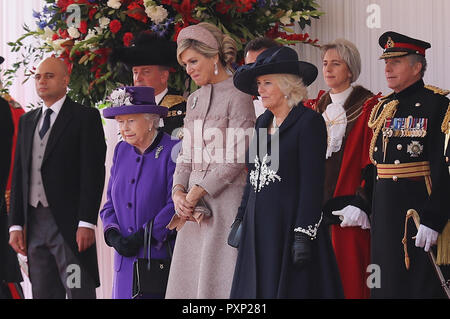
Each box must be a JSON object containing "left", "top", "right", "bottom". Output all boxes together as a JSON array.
[{"left": 100, "top": 86, "right": 179, "bottom": 299}]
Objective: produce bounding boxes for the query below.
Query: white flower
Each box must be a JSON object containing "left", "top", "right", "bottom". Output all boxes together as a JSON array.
[
  {"left": 99, "top": 17, "right": 111, "bottom": 29},
  {"left": 48, "top": 39, "right": 66, "bottom": 55},
  {"left": 78, "top": 29, "right": 99, "bottom": 50},
  {"left": 292, "top": 11, "right": 302, "bottom": 22},
  {"left": 145, "top": 5, "right": 168, "bottom": 24},
  {"left": 39, "top": 26, "right": 55, "bottom": 41},
  {"left": 67, "top": 26, "right": 80, "bottom": 39},
  {"left": 107, "top": 0, "right": 122, "bottom": 9},
  {"left": 107, "top": 88, "right": 133, "bottom": 107},
  {"left": 280, "top": 10, "right": 292, "bottom": 25}
]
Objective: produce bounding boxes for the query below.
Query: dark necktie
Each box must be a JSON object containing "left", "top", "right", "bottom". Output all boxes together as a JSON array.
[{"left": 39, "top": 108, "right": 53, "bottom": 139}]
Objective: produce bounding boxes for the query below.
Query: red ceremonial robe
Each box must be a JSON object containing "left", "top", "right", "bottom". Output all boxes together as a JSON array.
[{"left": 313, "top": 87, "right": 381, "bottom": 298}]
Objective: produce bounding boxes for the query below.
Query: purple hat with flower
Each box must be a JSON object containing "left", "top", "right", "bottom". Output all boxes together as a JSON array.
[{"left": 102, "top": 86, "right": 168, "bottom": 119}]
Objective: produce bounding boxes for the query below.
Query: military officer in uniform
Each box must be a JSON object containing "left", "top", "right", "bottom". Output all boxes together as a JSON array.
[
  {"left": 368, "top": 31, "right": 450, "bottom": 298},
  {"left": 110, "top": 32, "right": 186, "bottom": 138}
]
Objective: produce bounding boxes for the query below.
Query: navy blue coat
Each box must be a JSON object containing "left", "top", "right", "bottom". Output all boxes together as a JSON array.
[{"left": 230, "top": 104, "right": 343, "bottom": 298}]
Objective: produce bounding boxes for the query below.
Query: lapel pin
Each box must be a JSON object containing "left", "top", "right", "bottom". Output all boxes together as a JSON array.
[{"left": 191, "top": 96, "right": 198, "bottom": 109}]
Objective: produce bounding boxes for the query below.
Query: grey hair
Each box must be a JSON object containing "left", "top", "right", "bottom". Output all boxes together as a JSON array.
[
  {"left": 144, "top": 113, "right": 160, "bottom": 129},
  {"left": 321, "top": 38, "right": 361, "bottom": 83},
  {"left": 271, "top": 74, "right": 308, "bottom": 108},
  {"left": 406, "top": 54, "right": 427, "bottom": 78}
]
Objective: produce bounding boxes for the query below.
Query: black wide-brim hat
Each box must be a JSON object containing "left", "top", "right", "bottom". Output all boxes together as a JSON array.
[
  {"left": 109, "top": 32, "right": 177, "bottom": 68},
  {"left": 233, "top": 46, "right": 318, "bottom": 96},
  {"left": 378, "top": 31, "right": 431, "bottom": 59},
  {"left": 0, "top": 56, "right": 4, "bottom": 64}
]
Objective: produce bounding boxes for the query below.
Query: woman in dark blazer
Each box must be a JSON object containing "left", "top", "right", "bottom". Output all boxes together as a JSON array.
[{"left": 230, "top": 46, "right": 343, "bottom": 298}]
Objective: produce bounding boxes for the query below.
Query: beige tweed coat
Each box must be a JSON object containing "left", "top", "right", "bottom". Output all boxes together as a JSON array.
[{"left": 165, "top": 76, "right": 256, "bottom": 298}]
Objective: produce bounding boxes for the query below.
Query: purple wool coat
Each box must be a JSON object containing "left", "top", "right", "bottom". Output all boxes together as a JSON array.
[{"left": 100, "top": 131, "right": 179, "bottom": 299}]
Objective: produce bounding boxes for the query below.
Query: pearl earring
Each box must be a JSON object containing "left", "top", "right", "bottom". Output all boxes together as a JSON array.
[
  {"left": 214, "top": 62, "right": 218, "bottom": 76},
  {"left": 284, "top": 95, "right": 288, "bottom": 99}
]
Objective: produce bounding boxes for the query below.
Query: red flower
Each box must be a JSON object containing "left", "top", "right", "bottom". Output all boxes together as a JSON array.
[
  {"left": 127, "top": 2, "right": 148, "bottom": 23},
  {"left": 59, "top": 29, "right": 70, "bottom": 39},
  {"left": 123, "top": 32, "right": 134, "bottom": 47},
  {"left": 216, "top": 2, "right": 232, "bottom": 14},
  {"left": 56, "top": 0, "right": 89, "bottom": 12},
  {"left": 88, "top": 7, "right": 98, "bottom": 20},
  {"left": 109, "top": 20, "right": 122, "bottom": 34},
  {"left": 171, "top": 0, "right": 200, "bottom": 25},
  {"left": 95, "top": 68, "right": 102, "bottom": 79},
  {"left": 79, "top": 20, "right": 88, "bottom": 34},
  {"left": 235, "top": 0, "right": 256, "bottom": 13}
]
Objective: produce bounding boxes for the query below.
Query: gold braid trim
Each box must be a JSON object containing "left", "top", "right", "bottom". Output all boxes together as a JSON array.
[
  {"left": 160, "top": 95, "right": 186, "bottom": 109},
  {"left": 441, "top": 101, "right": 450, "bottom": 134},
  {"left": 424, "top": 85, "right": 450, "bottom": 96},
  {"left": 368, "top": 99, "right": 399, "bottom": 164}
]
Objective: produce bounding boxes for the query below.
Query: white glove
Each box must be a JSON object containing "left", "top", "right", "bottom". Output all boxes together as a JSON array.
[
  {"left": 332, "top": 205, "right": 371, "bottom": 229},
  {"left": 415, "top": 224, "right": 438, "bottom": 252}
]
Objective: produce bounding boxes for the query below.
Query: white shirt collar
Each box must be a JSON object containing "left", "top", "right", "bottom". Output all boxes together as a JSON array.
[
  {"left": 329, "top": 86, "right": 353, "bottom": 105},
  {"left": 155, "top": 88, "right": 168, "bottom": 105},
  {"left": 42, "top": 95, "right": 66, "bottom": 117}
]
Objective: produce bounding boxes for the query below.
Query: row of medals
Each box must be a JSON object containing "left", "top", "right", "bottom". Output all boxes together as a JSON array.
[{"left": 382, "top": 116, "right": 428, "bottom": 138}]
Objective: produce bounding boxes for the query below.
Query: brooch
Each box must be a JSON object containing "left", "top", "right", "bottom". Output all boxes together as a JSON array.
[
  {"left": 155, "top": 146, "right": 164, "bottom": 158},
  {"left": 191, "top": 96, "right": 198, "bottom": 109},
  {"left": 407, "top": 141, "right": 423, "bottom": 157}
]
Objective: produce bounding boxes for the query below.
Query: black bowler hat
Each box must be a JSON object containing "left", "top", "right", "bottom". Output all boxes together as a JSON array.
[
  {"left": 109, "top": 32, "right": 177, "bottom": 68},
  {"left": 233, "top": 46, "right": 318, "bottom": 96},
  {"left": 378, "top": 31, "right": 431, "bottom": 59},
  {"left": 0, "top": 56, "right": 4, "bottom": 64}
]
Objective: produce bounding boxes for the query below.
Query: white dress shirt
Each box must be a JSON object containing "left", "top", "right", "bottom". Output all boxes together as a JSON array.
[
  {"left": 155, "top": 88, "right": 168, "bottom": 127},
  {"left": 10, "top": 95, "right": 95, "bottom": 232}
]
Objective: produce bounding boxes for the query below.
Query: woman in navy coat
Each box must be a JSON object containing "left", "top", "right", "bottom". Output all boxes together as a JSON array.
[
  {"left": 230, "top": 46, "right": 344, "bottom": 298},
  {"left": 100, "top": 86, "right": 179, "bottom": 299}
]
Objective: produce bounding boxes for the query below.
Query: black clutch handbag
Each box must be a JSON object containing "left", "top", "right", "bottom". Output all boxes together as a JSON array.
[
  {"left": 227, "top": 218, "right": 242, "bottom": 248},
  {"left": 132, "top": 219, "right": 172, "bottom": 299}
]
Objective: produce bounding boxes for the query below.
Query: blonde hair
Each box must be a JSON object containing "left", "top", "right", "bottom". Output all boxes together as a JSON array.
[
  {"left": 272, "top": 74, "right": 308, "bottom": 108},
  {"left": 321, "top": 38, "right": 361, "bottom": 83},
  {"left": 177, "top": 22, "right": 237, "bottom": 73}
]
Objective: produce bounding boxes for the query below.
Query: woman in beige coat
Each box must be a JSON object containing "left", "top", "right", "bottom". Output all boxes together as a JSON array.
[{"left": 165, "top": 22, "right": 256, "bottom": 298}]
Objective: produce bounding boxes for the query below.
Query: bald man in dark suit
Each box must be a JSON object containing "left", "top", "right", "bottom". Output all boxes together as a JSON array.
[{"left": 9, "top": 57, "right": 106, "bottom": 299}]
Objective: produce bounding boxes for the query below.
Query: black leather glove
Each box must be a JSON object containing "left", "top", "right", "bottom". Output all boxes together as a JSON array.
[
  {"left": 105, "top": 228, "right": 143, "bottom": 257},
  {"left": 291, "top": 232, "right": 311, "bottom": 268}
]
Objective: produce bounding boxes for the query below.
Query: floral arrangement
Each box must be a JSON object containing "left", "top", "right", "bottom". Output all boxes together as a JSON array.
[
  {"left": 6, "top": 0, "right": 323, "bottom": 106},
  {"left": 103, "top": 87, "right": 133, "bottom": 107}
]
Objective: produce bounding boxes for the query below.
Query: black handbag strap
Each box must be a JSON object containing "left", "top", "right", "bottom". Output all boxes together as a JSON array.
[{"left": 144, "top": 219, "right": 173, "bottom": 271}]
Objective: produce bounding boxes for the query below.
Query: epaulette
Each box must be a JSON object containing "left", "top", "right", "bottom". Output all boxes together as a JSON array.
[
  {"left": 425, "top": 85, "right": 450, "bottom": 96},
  {"left": 160, "top": 94, "right": 186, "bottom": 109},
  {"left": 424, "top": 86, "right": 450, "bottom": 134},
  {"left": 442, "top": 101, "right": 450, "bottom": 134}
]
